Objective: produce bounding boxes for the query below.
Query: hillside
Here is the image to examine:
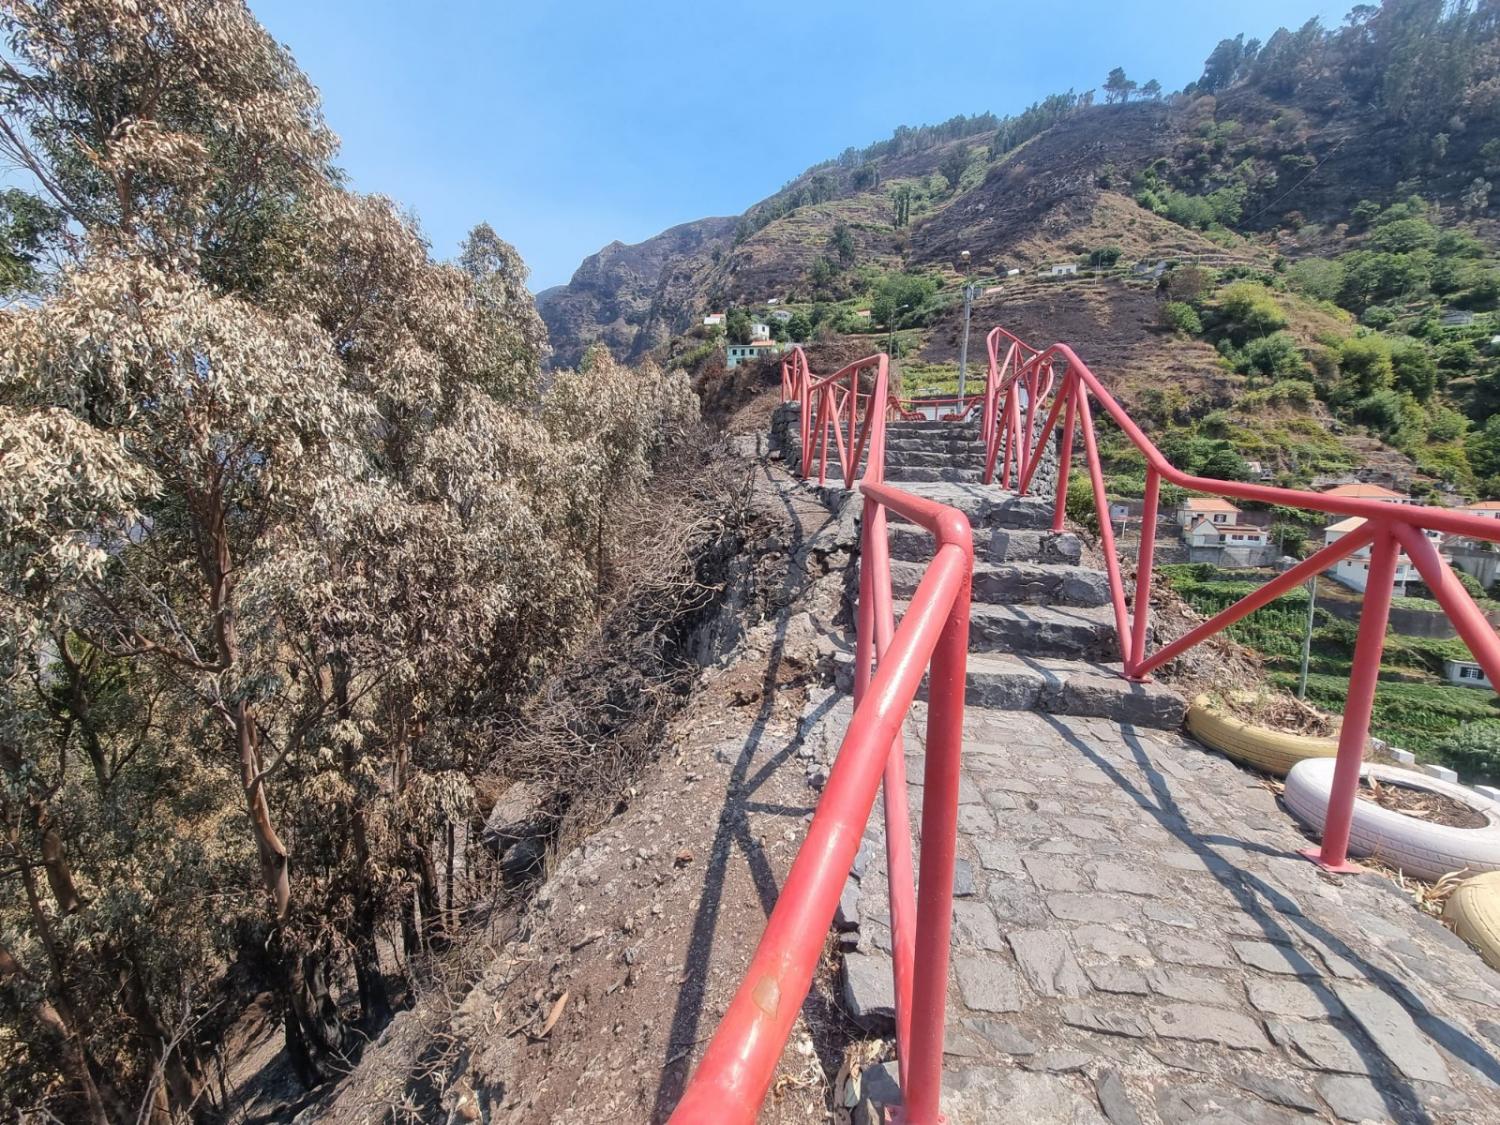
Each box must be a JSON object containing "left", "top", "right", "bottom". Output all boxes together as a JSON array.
[
  {"left": 538, "top": 215, "right": 738, "bottom": 368},
  {"left": 542, "top": 2, "right": 1500, "bottom": 499}
]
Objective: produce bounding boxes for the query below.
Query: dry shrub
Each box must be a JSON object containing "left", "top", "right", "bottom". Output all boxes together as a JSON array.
[{"left": 488, "top": 434, "right": 764, "bottom": 851}]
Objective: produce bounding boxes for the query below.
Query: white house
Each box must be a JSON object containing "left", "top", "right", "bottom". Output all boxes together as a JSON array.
[
  {"left": 1445, "top": 658, "right": 1494, "bottom": 690},
  {"left": 1187, "top": 519, "right": 1268, "bottom": 549},
  {"left": 1244, "top": 460, "right": 1272, "bottom": 481},
  {"left": 1321, "top": 482, "right": 1412, "bottom": 505},
  {"left": 766, "top": 297, "right": 782, "bottom": 306},
  {"left": 703, "top": 311, "right": 725, "bottom": 326},
  {"left": 724, "top": 339, "right": 783, "bottom": 369},
  {"left": 750, "top": 322, "right": 771, "bottom": 341},
  {"left": 1323, "top": 516, "right": 1438, "bottom": 593},
  {"left": 1043, "top": 262, "right": 1079, "bottom": 277},
  {"left": 1459, "top": 500, "right": 1500, "bottom": 520},
  {"left": 1176, "top": 497, "right": 1240, "bottom": 530}
]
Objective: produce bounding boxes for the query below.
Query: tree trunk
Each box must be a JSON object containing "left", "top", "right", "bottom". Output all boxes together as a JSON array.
[
  {"left": 5, "top": 867, "right": 116, "bottom": 1125},
  {"left": 115, "top": 944, "right": 206, "bottom": 1120},
  {"left": 194, "top": 490, "right": 353, "bottom": 1082}
]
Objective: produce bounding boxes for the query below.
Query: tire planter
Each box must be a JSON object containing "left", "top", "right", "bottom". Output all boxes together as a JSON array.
[
  {"left": 1284, "top": 758, "right": 1500, "bottom": 881},
  {"left": 1185, "top": 694, "right": 1340, "bottom": 778},
  {"left": 1445, "top": 871, "right": 1500, "bottom": 970}
]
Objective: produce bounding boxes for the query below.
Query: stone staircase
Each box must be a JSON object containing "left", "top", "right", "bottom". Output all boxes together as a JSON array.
[
  {"left": 841, "top": 477, "right": 1186, "bottom": 730},
  {"left": 785, "top": 412, "right": 1186, "bottom": 730},
  {"left": 775, "top": 409, "right": 1500, "bottom": 1125},
  {"left": 775, "top": 411, "right": 1187, "bottom": 729}
]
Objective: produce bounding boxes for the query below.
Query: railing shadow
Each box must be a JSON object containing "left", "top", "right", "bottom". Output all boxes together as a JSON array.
[
  {"left": 650, "top": 468, "right": 837, "bottom": 1120},
  {"left": 1041, "top": 713, "right": 1500, "bottom": 1122}
]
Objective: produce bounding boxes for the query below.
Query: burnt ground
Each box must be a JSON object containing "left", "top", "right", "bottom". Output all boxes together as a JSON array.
[
  {"left": 314, "top": 449, "right": 868, "bottom": 1123},
  {"left": 918, "top": 279, "right": 1240, "bottom": 410}
]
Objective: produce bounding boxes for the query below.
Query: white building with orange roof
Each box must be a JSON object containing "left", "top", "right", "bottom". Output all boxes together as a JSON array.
[
  {"left": 1175, "top": 496, "right": 1241, "bottom": 530},
  {"left": 1459, "top": 500, "right": 1500, "bottom": 519},
  {"left": 1323, "top": 515, "right": 1439, "bottom": 594},
  {"left": 1320, "top": 482, "right": 1412, "bottom": 504},
  {"left": 1186, "top": 518, "right": 1269, "bottom": 549}
]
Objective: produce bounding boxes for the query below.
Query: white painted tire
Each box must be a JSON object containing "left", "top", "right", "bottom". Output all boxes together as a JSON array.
[{"left": 1283, "top": 759, "right": 1500, "bottom": 882}]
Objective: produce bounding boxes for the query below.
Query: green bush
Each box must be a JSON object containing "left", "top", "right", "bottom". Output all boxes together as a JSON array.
[
  {"left": 1286, "top": 258, "right": 1345, "bottom": 303},
  {"left": 1219, "top": 282, "right": 1288, "bottom": 340},
  {"left": 1336, "top": 334, "right": 1395, "bottom": 396},
  {"left": 1161, "top": 301, "right": 1203, "bottom": 336},
  {"left": 1237, "top": 331, "right": 1310, "bottom": 380},
  {"left": 1088, "top": 246, "right": 1122, "bottom": 269},
  {"left": 1434, "top": 720, "right": 1500, "bottom": 783}
]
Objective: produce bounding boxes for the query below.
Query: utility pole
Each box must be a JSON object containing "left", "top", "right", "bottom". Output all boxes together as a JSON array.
[
  {"left": 1278, "top": 554, "right": 1318, "bottom": 700},
  {"left": 1298, "top": 575, "right": 1317, "bottom": 700}
]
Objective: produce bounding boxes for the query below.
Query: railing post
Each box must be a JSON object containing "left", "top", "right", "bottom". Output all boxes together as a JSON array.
[
  {"left": 1129, "top": 468, "right": 1161, "bottom": 676},
  {"left": 863, "top": 500, "right": 918, "bottom": 1081},
  {"left": 896, "top": 548, "right": 970, "bottom": 1125},
  {"left": 1303, "top": 527, "right": 1398, "bottom": 873},
  {"left": 1052, "top": 376, "right": 1077, "bottom": 533},
  {"left": 818, "top": 387, "right": 832, "bottom": 486},
  {"left": 800, "top": 379, "right": 813, "bottom": 479}
]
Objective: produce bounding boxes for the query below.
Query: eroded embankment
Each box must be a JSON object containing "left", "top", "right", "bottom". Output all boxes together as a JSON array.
[{"left": 313, "top": 423, "right": 867, "bottom": 1122}]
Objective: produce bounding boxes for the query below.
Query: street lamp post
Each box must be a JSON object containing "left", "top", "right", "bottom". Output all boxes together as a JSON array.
[
  {"left": 887, "top": 303, "right": 910, "bottom": 361},
  {"left": 957, "top": 250, "right": 976, "bottom": 408}
]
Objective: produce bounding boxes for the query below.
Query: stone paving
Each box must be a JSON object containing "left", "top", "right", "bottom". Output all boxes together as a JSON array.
[{"left": 798, "top": 692, "right": 1500, "bottom": 1124}]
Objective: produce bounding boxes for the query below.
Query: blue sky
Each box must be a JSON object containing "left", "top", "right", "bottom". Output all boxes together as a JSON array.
[{"left": 248, "top": 0, "right": 1357, "bottom": 291}]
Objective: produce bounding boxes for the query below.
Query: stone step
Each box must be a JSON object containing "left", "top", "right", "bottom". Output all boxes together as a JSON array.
[
  {"left": 883, "top": 450, "right": 985, "bottom": 469},
  {"left": 832, "top": 649, "right": 1185, "bottom": 729},
  {"left": 985, "top": 527, "right": 1083, "bottom": 566},
  {"left": 897, "top": 598, "right": 1121, "bottom": 660},
  {"left": 882, "top": 482, "right": 1056, "bottom": 530},
  {"left": 881, "top": 435, "right": 987, "bottom": 451},
  {"left": 884, "top": 466, "right": 988, "bottom": 484},
  {"left": 887, "top": 420, "right": 981, "bottom": 434},
  {"left": 885, "top": 522, "right": 1082, "bottom": 566},
  {"left": 885, "top": 558, "right": 1110, "bottom": 608}
]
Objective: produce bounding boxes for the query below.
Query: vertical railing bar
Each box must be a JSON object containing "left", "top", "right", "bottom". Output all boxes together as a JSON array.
[
  {"left": 1076, "top": 391, "right": 1132, "bottom": 666},
  {"left": 1049, "top": 377, "right": 1078, "bottom": 531},
  {"left": 1304, "top": 526, "right": 1398, "bottom": 872},
  {"left": 867, "top": 500, "right": 917, "bottom": 1083},
  {"left": 1129, "top": 468, "right": 1161, "bottom": 676},
  {"left": 900, "top": 543, "right": 971, "bottom": 1125}
]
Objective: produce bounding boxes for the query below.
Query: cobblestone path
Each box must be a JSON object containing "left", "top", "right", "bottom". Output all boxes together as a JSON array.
[{"left": 808, "top": 697, "right": 1500, "bottom": 1123}]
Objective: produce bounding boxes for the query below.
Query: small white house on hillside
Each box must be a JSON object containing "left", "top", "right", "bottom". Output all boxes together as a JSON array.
[
  {"left": 1445, "top": 659, "right": 1494, "bottom": 690},
  {"left": 1186, "top": 519, "right": 1268, "bottom": 549},
  {"left": 1323, "top": 516, "right": 1439, "bottom": 593},
  {"left": 1321, "top": 482, "right": 1411, "bottom": 504},
  {"left": 1176, "top": 497, "right": 1240, "bottom": 530}
]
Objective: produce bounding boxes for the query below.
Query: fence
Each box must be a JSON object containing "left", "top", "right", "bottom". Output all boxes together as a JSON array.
[
  {"left": 670, "top": 348, "right": 972, "bottom": 1124},
  {"left": 979, "top": 326, "right": 1500, "bottom": 871}
]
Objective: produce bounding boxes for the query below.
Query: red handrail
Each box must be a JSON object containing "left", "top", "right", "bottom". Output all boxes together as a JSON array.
[
  {"left": 675, "top": 351, "right": 973, "bottom": 1124},
  {"left": 980, "top": 326, "right": 1500, "bottom": 872}
]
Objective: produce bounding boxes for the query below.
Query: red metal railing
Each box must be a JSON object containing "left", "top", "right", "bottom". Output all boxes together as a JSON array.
[
  {"left": 674, "top": 351, "right": 973, "bottom": 1124},
  {"left": 981, "top": 326, "right": 1500, "bottom": 871}
]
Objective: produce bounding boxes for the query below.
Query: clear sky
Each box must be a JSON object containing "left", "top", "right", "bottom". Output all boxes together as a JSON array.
[{"left": 247, "top": 0, "right": 1358, "bottom": 291}]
